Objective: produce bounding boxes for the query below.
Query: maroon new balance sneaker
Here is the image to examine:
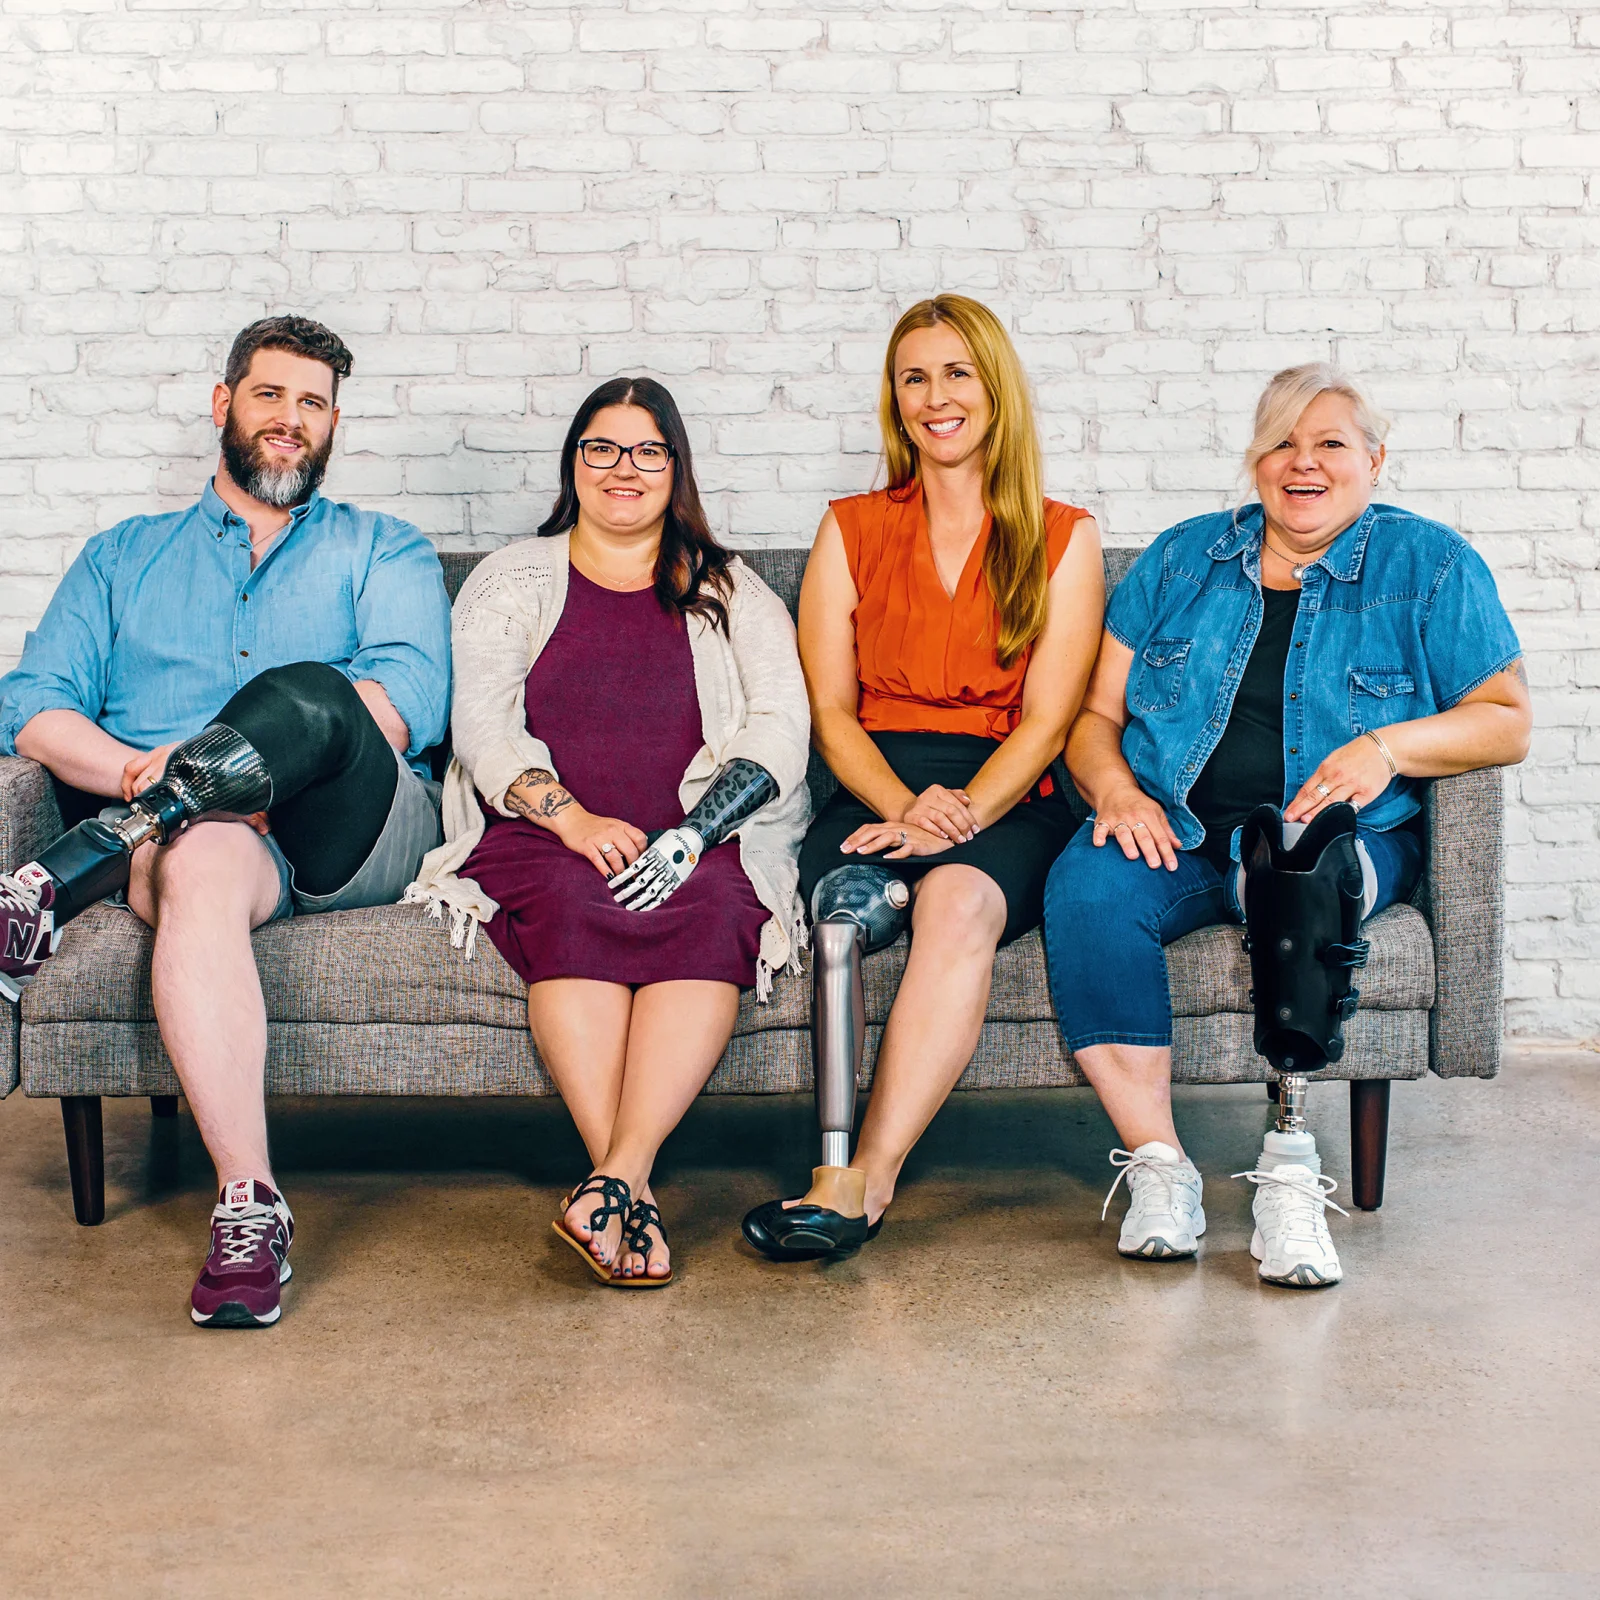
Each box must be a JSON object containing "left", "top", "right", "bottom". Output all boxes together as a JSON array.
[
  {"left": 0, "top": 865, "right": 60, "bottom": 1004},
  {"left": 190, "top": 1179, "right": 295, "bottom": 1329}
]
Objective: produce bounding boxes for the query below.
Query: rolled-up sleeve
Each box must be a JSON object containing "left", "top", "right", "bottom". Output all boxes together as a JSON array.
[
  {"left": 1104, "top": 530, "right": 1172, "bottom": 652},
  {"left": 1424, "top": 542, "right": 1523, "bottom": 708},
  {"left": 347, "top": 518, "right": 452, "bottom": 758},
  {"left": 0, "top": 532, "right": 118, "bottom": 756}
]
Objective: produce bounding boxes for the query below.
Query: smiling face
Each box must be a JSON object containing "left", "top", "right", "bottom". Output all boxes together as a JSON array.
[
  {"left": 892, "top": 321, "right": 993, "bottom": 474},
  {"left": 572, "top": 403, "right": 675, "bottom": 539},
  {"left": 213, "top": 346, "right": 339, "bottom": 510},
  {"left": 1255, "top": 390, "right": 1385, "bottom": 551}
]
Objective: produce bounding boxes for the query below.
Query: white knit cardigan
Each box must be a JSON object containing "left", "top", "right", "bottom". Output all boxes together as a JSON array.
[{"left": 404, "top": 534, "right": 813, "bottom": 1000}]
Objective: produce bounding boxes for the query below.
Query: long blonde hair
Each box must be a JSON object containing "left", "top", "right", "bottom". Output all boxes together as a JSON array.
[
  {"left": 879, "top": 295, "right": 1048, "bottom": 669},
  {"left": 1243, "top": 362, "right": 1390, "bottom": 487}
]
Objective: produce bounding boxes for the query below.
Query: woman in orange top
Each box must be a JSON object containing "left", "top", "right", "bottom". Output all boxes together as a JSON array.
[{"left": 743, "top": 295, "right": 1105, "bottom": 1261}]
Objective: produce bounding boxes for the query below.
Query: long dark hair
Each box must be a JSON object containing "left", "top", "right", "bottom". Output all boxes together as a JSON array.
[{"left": 538, "top": 376, "right": 733, "bottom": 632}]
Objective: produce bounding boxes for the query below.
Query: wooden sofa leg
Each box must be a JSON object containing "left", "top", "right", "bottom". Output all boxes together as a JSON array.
[
  {"left": 1349, "top": 1080, "right": 1391, "bottom": 1212},
  {"left": 60, "top": 1096, "right": 106, "bottom": 1226},
  {"left": 150, "top": 1095, "right": 178, "bottom": 1119}
]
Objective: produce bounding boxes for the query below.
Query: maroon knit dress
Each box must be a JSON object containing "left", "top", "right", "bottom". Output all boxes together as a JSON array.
[{"left": 460, "top": 565, "right": 770, "bottom": 988}]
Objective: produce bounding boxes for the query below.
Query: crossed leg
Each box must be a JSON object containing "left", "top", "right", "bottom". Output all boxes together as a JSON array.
[
  {"left": 125, "top": 820, "right": 286, "bottom": 1188},
  {"left": 528, "top": 977, "right": 740, "bottom": 1280}
]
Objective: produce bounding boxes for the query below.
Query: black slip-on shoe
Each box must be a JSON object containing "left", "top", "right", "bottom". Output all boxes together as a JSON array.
[{"left": 741, "top": 1197, "right": 884, "bottom": 1261}]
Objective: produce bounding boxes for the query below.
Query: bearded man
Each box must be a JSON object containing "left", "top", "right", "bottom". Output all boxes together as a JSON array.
[{"left": 0, "top": 316, "right": 450, "bottom": 1328}]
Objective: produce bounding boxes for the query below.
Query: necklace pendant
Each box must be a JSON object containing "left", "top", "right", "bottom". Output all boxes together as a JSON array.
[{"left": 1292, "top": 563, "right": 1308, "bottom": 581}]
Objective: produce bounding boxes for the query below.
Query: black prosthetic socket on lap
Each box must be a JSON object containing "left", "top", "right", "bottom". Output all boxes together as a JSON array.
[
  {"left": 1239, "top": 802, "right": 1370, "bottom": 1076},
  {"left": 681, "top": 757, "right": 777, "bottom": 849},
  {"left": 211, "top": 663, "right": 399, "bottom": 896}
]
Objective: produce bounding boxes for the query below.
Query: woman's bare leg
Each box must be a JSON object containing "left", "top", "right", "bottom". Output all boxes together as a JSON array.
[
  {"left": 848, "top": 864, "right": 1006, "bottom": 1223},
  {"left": 527, "top": 978, "right": 635, "bottom": 1267},
  {"left": 1071, "top": 1044, "right": 1183, "bottom": 1154},
  {"left": 600, "top": 979, "right": 741, "bottom": 1280}
]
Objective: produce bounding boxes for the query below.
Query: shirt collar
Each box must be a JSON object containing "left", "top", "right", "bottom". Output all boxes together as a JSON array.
[
  {"left": 197, "top": 478, "right": 322, "bottom": 538},
  {"left": 1206, "top": 502, "right": 1374, "bottom": 582}
]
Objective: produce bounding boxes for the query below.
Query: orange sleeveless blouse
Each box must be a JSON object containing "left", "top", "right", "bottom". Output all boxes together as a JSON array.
[{"left": 833, "top": 482, "right": 1085, "bottom": 741}]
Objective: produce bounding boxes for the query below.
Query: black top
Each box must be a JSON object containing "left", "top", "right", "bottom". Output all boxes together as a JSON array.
[{"left": 1188, "top": 584, "right": 1300, "bottom": 872}]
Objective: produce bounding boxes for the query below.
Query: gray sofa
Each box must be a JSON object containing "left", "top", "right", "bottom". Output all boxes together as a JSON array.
[{"left": 0, "top": 546, "right": 1505, "bottom": 1225}]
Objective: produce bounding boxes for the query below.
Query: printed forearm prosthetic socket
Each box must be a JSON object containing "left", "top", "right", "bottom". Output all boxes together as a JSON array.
[
  {"left": 5, "top": 664, "right": 397, "bottom": 978},
  {"left": 611, "top": 757, "right": 777, "bottom": 911},
  {"left": 738, "top": 864, "right": 910, "bottom": 1259},
  {"left": 1238, "top": 802, "right": 1370, "bottom": 1138}
]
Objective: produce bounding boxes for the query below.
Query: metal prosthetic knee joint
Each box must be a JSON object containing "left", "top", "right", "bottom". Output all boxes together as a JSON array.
[
  {"left": 1239, "top": 803, "right": 1370, "bottom": 1136},
  {"left": 19, "top": 723, "right": 271, "bottom": 929},
  {"left": 808, "top": 864, "right": 911, "bottom": 1171}
]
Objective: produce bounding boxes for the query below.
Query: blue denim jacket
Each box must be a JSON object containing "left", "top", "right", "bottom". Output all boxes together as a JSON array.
[
  {"left": 0, "top": 482, "right": 452, "bottom": 775},
  {"left": 1104, "top": 502, "right": 1521, "bottom": 847}
]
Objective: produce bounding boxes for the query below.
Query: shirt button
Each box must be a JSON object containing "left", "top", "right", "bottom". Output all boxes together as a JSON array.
[
  {"left": 1294, "top": 641, "right": 1304, "bottom": 649},
  {"left": 239, "top": 649, "right": 249, "bottom": 658},
  {"left": 1289, "top": 692, "right": 1298, "bottom": 700},
  {"left": 1289, "top": 746, "right": 1297, "bottom": 754},
  {"left": 240, "top": 592, "right": 249, "bottom": 603}
]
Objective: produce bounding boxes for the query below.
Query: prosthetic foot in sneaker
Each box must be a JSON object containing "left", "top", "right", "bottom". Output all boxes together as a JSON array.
[
  {"left": 1102, "top": 1142, "right": 1206, "bottom": 1260},
  {"left": 0, "top": 869, "right": 62, "bottom": 1004},
  {"left": 1236, "top": 1134, "right": 1346, "bottom": 1289},
  {"left": 190, "top": 1179, "right": 295, "bottom": 1328}
]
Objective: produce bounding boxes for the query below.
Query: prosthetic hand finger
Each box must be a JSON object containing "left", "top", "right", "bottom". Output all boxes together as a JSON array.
[{"left": 611, "top": 826, "right": 703, "bottom": 910}]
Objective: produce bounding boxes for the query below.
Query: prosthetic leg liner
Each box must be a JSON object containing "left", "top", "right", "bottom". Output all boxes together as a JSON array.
[
  {"left": 20, "top": 662, "right": 398, "bottom": 935},
  {"left": 211, "top": 662, "right": 398, "bottom": 895},
  {"left": 1239, "top": 802, "right": 1370, "bottom": 1076}
]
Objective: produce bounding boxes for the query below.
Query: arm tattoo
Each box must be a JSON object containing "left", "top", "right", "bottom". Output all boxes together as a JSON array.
[
  {"left": 1509, "top": 658, "right": 1528, "bottom": 688},
  {"left": 505, "top": 768, "right": 575, "bottom": 822}
]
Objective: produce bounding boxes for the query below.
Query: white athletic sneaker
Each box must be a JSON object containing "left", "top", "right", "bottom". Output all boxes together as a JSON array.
[
  {"left": 1102, "top": 1142, "right": 1206, "bottom": 1259},
  {"left": 1236, "top": 1163, "right": 1348, "bottom": 1288}
]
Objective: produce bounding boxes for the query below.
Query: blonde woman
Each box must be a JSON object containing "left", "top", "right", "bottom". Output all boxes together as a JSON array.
[
  {"left": 1044, "top": 363, "right": 1530, "bottom": 1288},
  {"left": 743, "top": 295, "right": 1104, "bottom": 1261}
]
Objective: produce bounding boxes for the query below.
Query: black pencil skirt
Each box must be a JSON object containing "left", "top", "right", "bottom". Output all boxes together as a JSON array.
[{"left": 798, "top": 731, "right": 1078, "bottom": 947}]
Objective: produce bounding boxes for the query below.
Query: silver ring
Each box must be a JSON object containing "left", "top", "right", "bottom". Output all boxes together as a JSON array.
[
  {"left": 899, "top": 830, "right": 907, "bottom": 847},
  {"left": 1314, "top": 782, "right": 1331, "bottom": 797},
  {"left": 1132, "top": 821, "right": 1147, "bottom": 830},
  {"left": 599, "top": 841, "right": 615, "bottom": 854}
]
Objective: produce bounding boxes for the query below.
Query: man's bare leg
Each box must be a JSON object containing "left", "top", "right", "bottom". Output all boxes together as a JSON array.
[{"left": 126, "top": 820, "right": 285, "bottom": 1188}]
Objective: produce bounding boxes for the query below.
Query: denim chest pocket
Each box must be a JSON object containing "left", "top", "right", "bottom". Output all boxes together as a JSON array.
[
  {"left": 1129, "top": 636, "right": 1193, "bottom": 713},
  {"left": 1348, "top": 668, "right": 1416, "bottom": 734}
]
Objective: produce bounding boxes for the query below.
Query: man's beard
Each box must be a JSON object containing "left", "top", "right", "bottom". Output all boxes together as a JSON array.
[{"left": 219, "top": 411, "right": 334, "bottom": 509}]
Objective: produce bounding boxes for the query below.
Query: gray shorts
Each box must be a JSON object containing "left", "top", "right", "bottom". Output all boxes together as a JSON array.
[{"left": 105, "top": 748, "right": 442, "bottom": 923}]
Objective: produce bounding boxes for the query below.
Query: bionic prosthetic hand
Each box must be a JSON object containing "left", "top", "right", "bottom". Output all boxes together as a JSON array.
[
  {"left": 740, "top": 863, "right": 911, "bottom": 1261},
  {"left": 1, "top": 663, "right": 393, "bottom": 1003},
  {"left": 610, "top": 757, "right": 776, "bottom": 910}
]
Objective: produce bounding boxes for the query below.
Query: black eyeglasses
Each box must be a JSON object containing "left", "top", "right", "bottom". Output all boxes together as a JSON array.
[{"left": 577, "top": 438, "right": 673, "bottom": 472}]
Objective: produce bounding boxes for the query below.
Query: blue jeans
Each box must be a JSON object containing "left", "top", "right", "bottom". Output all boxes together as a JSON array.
[{"left": 1041, "top": 821, "right": 1424, "bottom": 1052}]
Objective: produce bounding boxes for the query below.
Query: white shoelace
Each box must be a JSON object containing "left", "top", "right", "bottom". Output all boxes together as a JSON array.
[
  {"left": 213, "top": 1205, "right": 277, "bottom": 1268},
  {"left": 0, "top": 873, "right": 40, "bottom": 918},
  {"left": 1101, "top": 1148, "right": 1193, "bottom": 1221},
  {"left": 1232, "top": 1165, "right": 1350, "bottom": 1219}
]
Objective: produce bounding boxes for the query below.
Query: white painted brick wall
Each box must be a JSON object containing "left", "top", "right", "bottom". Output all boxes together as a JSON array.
[{"left": 0, "top": 1, "right": 1595, "bottom": 1040}]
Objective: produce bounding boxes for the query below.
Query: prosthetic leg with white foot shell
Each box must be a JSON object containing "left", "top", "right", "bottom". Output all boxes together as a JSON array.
[
  {"left": 1235, "top": 802, "right": 1369, "bottom": 1287},
  {"left": 741, "top": 863, "right": 910, "bottom": 1260}
]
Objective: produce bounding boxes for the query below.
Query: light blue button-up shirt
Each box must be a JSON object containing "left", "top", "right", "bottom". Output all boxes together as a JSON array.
[
  {"left": 1105, "top": 502, "right": 1523, "bottom": 846},
  {"left": 0, "top": 481, "right": 451, "bottom": 775}
]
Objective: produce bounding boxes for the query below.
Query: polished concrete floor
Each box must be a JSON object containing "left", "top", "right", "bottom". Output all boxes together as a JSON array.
[{"left": 1, "top": 1049, "right": 1596, "bottom": 1598}]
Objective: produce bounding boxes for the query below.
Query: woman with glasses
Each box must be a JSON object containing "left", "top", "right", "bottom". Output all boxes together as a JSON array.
[
  {"left": 742, "top": 295, "right": 1105, "bottom": 1261},
  {"left": 407, "top": 377, "right": 810, "bottom": 1287}
]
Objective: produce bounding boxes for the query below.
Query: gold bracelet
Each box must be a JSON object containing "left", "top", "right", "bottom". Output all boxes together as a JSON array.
[{"left": 1364, "top": 728, "right": 1398, "bottom": 777}]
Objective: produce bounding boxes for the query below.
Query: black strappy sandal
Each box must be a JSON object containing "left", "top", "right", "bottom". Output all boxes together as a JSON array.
[
  {"left": 612, "top": 1197, "right": 674, "bottom": 1290},
  {"left": 551, "top": 1174, "right": 632, "bottom": 1283}
]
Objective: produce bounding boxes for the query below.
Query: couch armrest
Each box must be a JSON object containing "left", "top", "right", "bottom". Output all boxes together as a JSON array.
[
  {"left": 1417, "top": 765, "right": 1504, "bottom": 1079},
  {"left": 0, "top": 755, "right": 61, "bottom": 875}
]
